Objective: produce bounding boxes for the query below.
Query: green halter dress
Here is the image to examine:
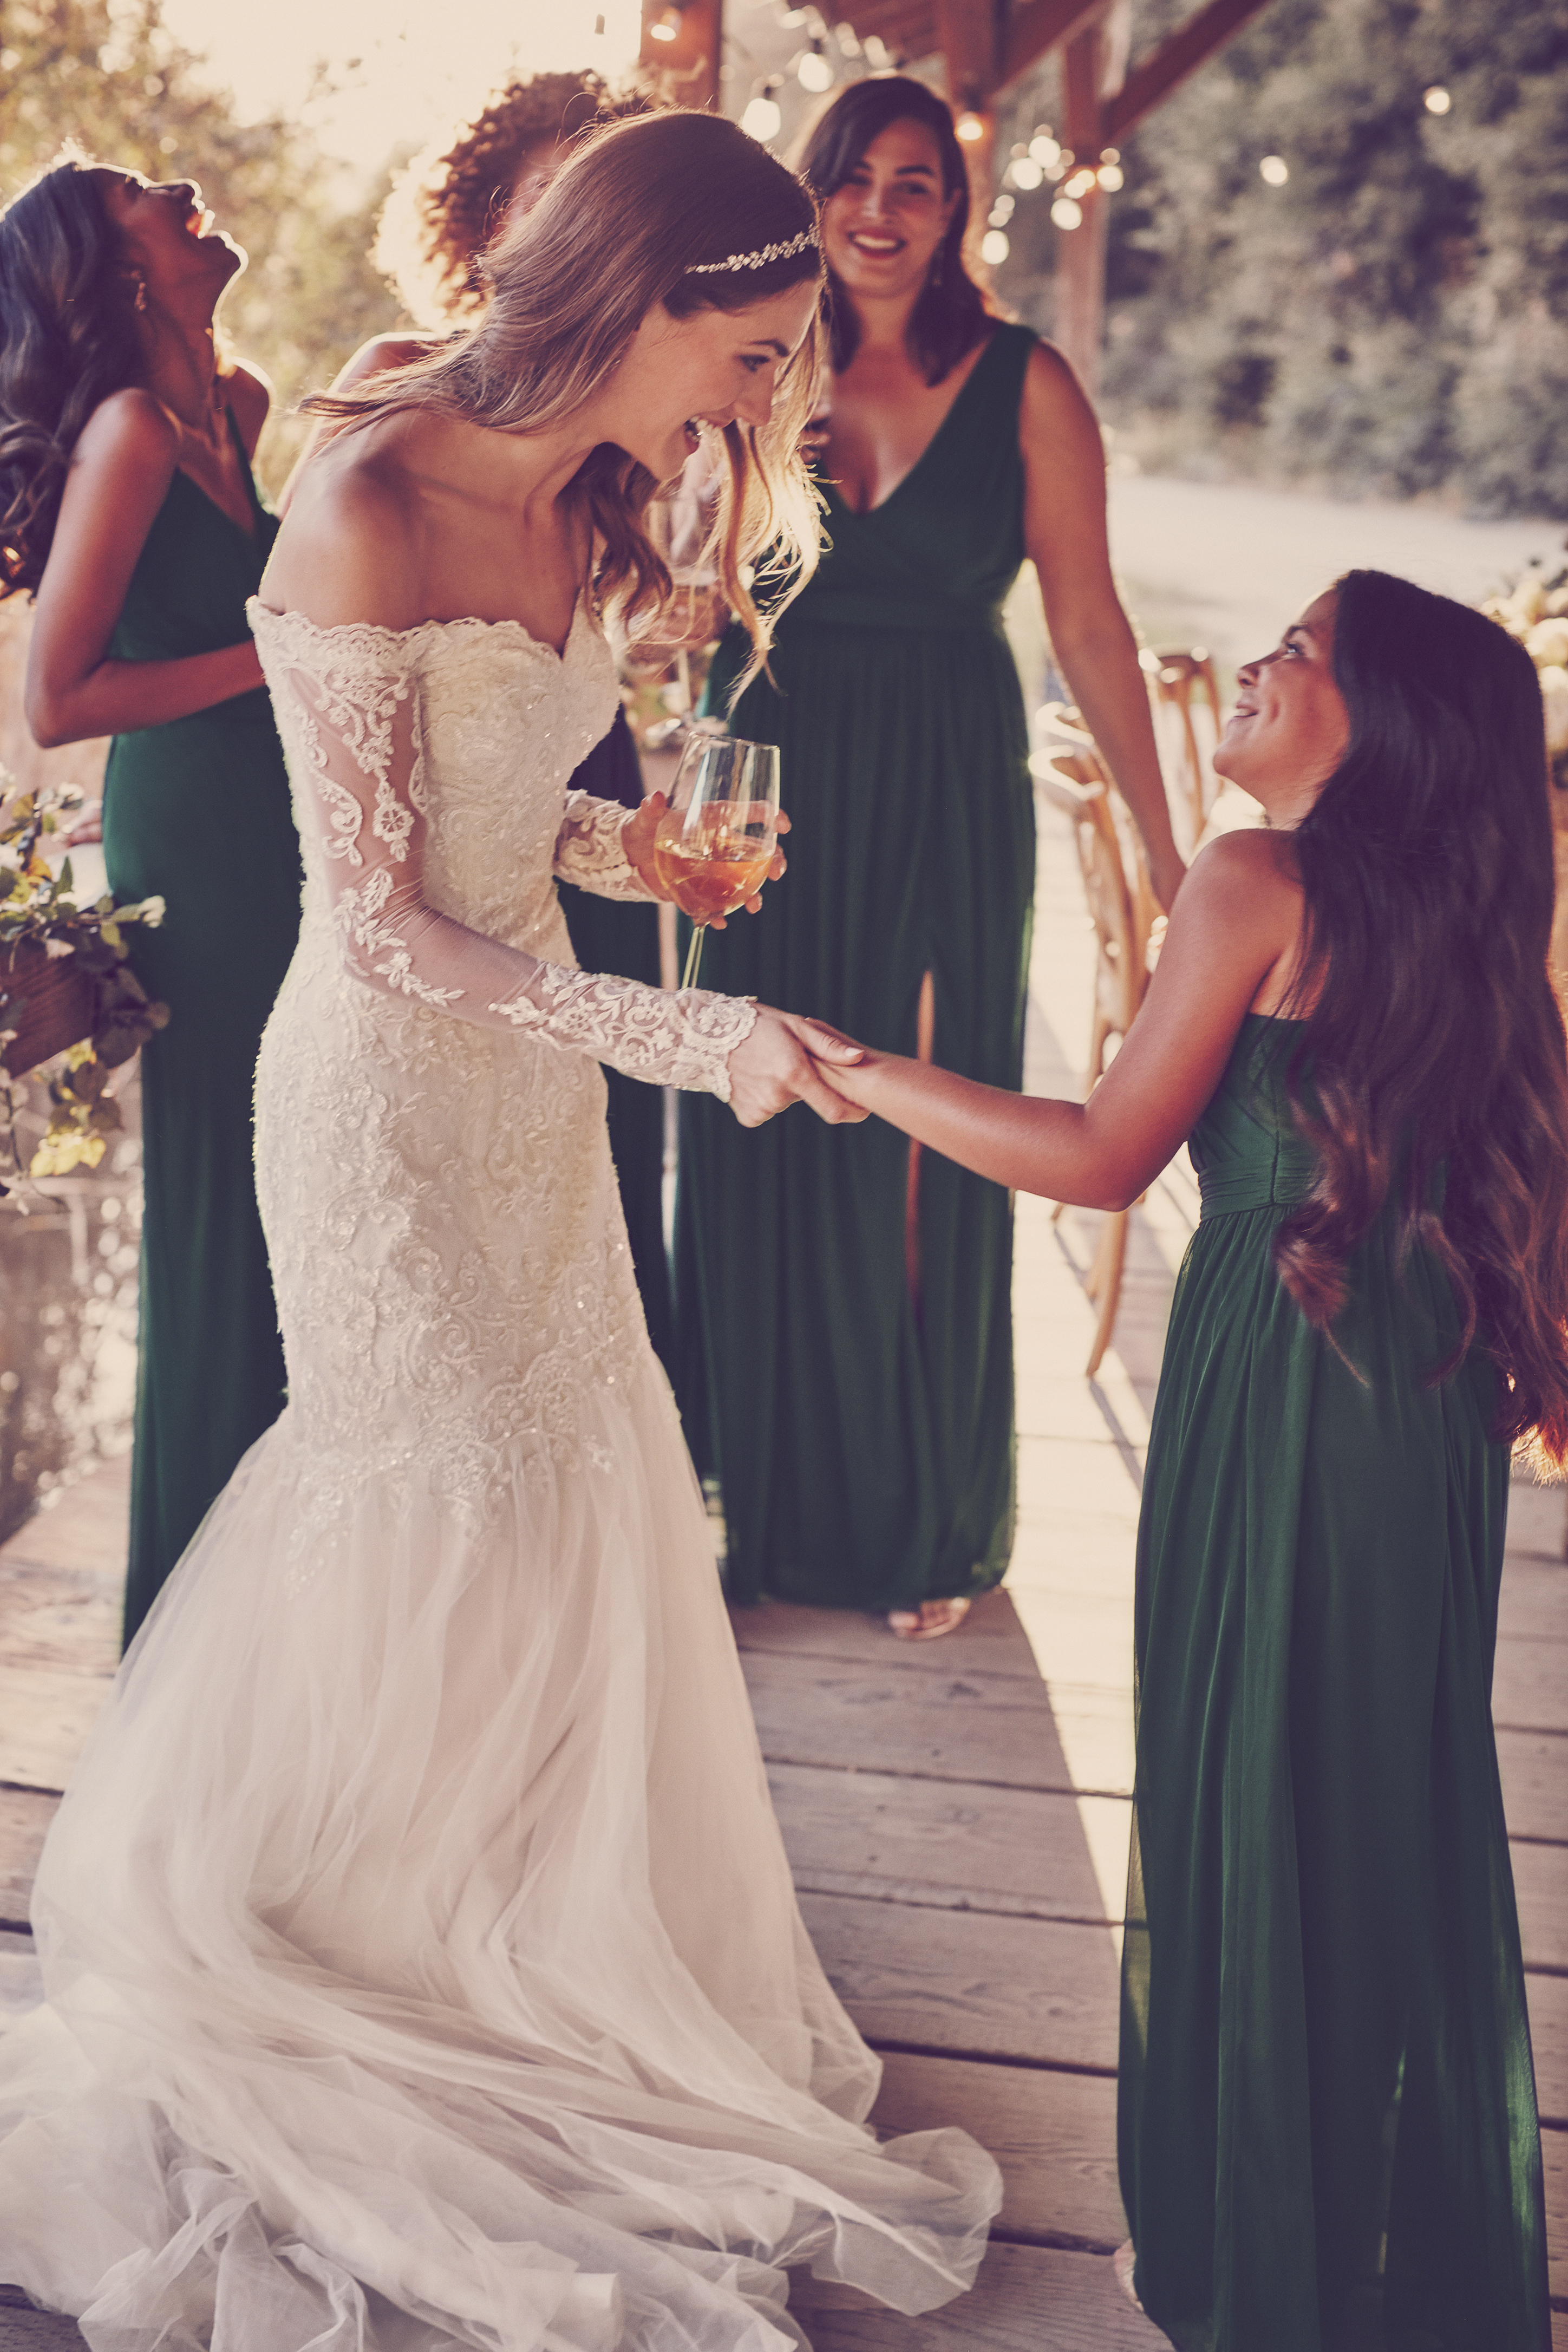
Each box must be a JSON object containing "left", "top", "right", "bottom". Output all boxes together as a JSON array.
[
  {"left": 675, "top": 323, "right": 1037, "bottom": 1611},
  {"left": 1121, "top": 1015, "right": 1549, "bottom": 2350},
  {"left": 101, "top": 419, "right": 302, "bottom": 1646}
]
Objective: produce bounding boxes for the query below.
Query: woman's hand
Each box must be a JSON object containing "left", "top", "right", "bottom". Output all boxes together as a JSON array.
[
  {"left": 726, "top": 1007, "right": 866, "bottom": 1128},
  {"left": 64, "top": 803, "right": 104, "bottom": 848},
  {"left": 623, "top": 799, "right": 790, "bottom": 926}
]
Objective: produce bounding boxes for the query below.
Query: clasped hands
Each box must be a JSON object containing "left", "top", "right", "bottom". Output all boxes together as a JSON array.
[{"left": 623, "top": 792, "right": 876, "bottom": 1130}]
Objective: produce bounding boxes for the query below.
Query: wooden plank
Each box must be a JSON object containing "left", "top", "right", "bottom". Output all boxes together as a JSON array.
[
  {"left": 0, "top": 1559, "right": 120, "bottom": 1675},
  {"left": 1529, "top": 1970, "right": 1568, "bottom": 2128},
  {"left": 998, "top": 0, "right": 1106, "bottom": 91},
  {"left": 1495, "top": 1642, "right": 1568, "bottom": 1735},
  {"left": 800, "top": 1893, "right": 1120, "bottom": 2070},
  {"left": 740, "top": 1653, "right": 1074, "bottom": 1791},
  {"left": 0, "top": 2309, "right": 84, "bottom": 2351},
  {"left": 1105, "top": 0, "right": 1277, "bottom": 142},
  {"left": 731, "top": 1589, "right": 1046, "bottom": 1681},
  {"left": 767, "top": 1762, "right": 1118, "bottom": 1923},
  {"left": 789, "top": 2242, "right": 1167, "bottom": 2349},
  {"left": 1515, "top": 1840, "right": 1568, "bottom": 1976},
  {"left": 1500, "top": 1730, "right": 1568, "bottom": 1845},
  {"left": 1498, "top": 1559, "right": 1568, "bottom": 1643},
  {"left": 0, "top": 1664, "right": 109, "bottom": 1795},
  {"left": 0, "top": 1456, "right": 128, "bottom": 1578},
  {"left": 1506, "top": 1480, "right": 1567, "bottom": 1565},
  {"left": 873, "top": 2051, "right": 1125, "bottom": 2246},
  {"left": 1546, "top": 2125, "right": 1567, "bottom": 2302},
  {"left": 0, "top": 1786, "right": 57, "bottom": 1931}
]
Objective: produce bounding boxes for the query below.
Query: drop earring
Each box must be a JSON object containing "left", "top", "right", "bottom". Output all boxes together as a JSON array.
[{"left": 133, "top": 275, "right": 148, "bottom": 312}]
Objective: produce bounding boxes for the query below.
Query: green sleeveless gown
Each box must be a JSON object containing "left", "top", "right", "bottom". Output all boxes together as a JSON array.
[
  {"left": 1121, "top": 1015, "right": 1549, "bottom": 2351},
  {"left": 102, "top": 421, "right": 302, "bottom": 1646},
  {"left": 674, "top": 324, "right": 1036, "bottom": 1610}
]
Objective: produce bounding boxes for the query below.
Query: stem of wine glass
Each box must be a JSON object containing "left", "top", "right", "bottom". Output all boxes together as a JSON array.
[{"left": 681, "top": 923, "right": 705, "bottom": 992}]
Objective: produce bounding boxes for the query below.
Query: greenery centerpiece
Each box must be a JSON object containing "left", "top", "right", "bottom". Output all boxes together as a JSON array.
[{"left": 0, "top": 782, "right": 168, "bottom": 1182}]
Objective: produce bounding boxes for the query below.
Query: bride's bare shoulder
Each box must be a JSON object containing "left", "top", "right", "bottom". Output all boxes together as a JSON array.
[{"left": 260, "top": 419, "right": 432, "bottom": 632}]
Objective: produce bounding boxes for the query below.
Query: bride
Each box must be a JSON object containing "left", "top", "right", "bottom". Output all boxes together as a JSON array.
[{"left": 0, "top": 110, "right": 1001, "bottom": 2349}]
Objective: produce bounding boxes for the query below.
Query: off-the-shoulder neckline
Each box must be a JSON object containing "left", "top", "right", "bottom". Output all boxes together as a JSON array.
[{"left": 247, "top": 593, "right": 587, "bottom": 664}]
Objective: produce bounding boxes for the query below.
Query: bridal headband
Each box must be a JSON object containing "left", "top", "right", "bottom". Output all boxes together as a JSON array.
[{"left": 685, "top": 224, "right": 820, "bottom": 275}]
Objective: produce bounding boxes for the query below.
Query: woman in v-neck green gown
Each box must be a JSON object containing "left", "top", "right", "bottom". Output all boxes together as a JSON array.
[
  {"left": 0, "top": 158, "right": 300, "bottom": 1644},
  {"left": 675, "top": 78, "right": 1181, "bottom": 1629},
  {"left": 799, "top": 570, "right": 1563, "bottom": 2348}
]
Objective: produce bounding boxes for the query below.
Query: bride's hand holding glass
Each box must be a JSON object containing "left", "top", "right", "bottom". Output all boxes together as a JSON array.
[{"left": 623, "top": 793, "right": 789, "bottom": 924}]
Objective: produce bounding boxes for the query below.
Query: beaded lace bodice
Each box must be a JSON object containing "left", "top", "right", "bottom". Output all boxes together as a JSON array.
[{"left": 247, "top": 600, "right": 755, "bottom": 1529}]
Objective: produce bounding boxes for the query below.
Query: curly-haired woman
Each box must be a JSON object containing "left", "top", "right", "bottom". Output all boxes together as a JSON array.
[
  {"left": 0, "top": 152, "right": 302, "bottom": 1644},
  {"left": 297, "top": 70, "right": 678, "bottom": 1361}
]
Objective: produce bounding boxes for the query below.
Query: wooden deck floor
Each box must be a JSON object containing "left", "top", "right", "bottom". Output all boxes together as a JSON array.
[{"left": 2, "top": 804, "right": 1567, "bottom": 2347}]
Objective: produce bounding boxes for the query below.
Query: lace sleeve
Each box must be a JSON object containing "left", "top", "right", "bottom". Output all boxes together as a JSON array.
[
  {"left": 552, "top": 792, "right": 655, "bottom": 903},
  {"left": 252, "top": 612, "right": 756, "bottom": 1100}
]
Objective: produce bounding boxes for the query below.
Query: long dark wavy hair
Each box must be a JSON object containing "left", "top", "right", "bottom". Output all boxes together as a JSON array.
[
  {"left": 796, "top": 75, "right": 992, "bottom": 386},
  {"left": 0, "top": 151, "right": 140, "bottom": 597},
  {"left": 1273, "top": 569, "right": 1568, "bottom": 1467}
]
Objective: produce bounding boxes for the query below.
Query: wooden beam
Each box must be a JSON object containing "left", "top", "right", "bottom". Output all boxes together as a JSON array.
[
  {"left": 933, "top": 0, "right": 997, "bottom": 110},
  {"left": 1105, "top": 0, "right": 1274, "bottom": 141},
  {"left": 1053, "top": 19, "right": 1109, "bottom": 394},
  {"left": 999, "top": 0, "right": 1107, "bottom": 93},
  {"left": 639, "top": 0, "right": 722, "bottom": 107}
]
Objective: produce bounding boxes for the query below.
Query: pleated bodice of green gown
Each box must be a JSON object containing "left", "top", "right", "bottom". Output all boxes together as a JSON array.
[
  {"left": 675, "top": 323, "right": 1037, "bottom": 1609},
  {"left": 102, "top": 418, "right": 302, "bottom": 1644},
  {"left": 1121, "top": 1015, "right": 1549, "bottom": 2351}
]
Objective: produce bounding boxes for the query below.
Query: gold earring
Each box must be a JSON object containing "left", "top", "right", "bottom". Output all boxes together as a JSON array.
[{"left": 133, "top": 275, "right": 148, "bottom": 312}]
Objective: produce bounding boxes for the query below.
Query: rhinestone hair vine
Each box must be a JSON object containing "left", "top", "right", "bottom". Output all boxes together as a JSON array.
[{"left": 685, "top": 224, "right": 820, "bottom": 276}]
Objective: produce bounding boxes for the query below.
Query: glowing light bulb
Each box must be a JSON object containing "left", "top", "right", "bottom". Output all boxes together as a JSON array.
[
  {"left": 1097, "top": 162, "right": 1123, "bottom": 191},
  {"left": 798, "top": 48, "right": 832, "bottom": 92},
  {"left": 981, "top": 229, "right": 1010, "bottom": 266},
  {"left": 1009, "top": 157, "right": 1044, "bottom": 190},
  {"left": 649, "top": 5, "right": 681, "bottom": 40},
  {"left": 1259, "top": 154, "right": 1289, "bottom": 186},
  {"left": 955, "top": 112, "right": 986, "bottom": 143},
  {"left": 741, "top": 96, "right": 782, "bottom": 141},
  {"left": 1029, "top": 135, "right": 1061, "bottom": 168},
  {"left": 1423, "top": 85, "right": 1451, "bottom": 114},
  {"left": 1051, "top": 196, "right": 1082, "bottom": 231}
]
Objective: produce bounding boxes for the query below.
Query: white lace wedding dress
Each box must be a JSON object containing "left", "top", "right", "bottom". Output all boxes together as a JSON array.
[{"left": 0, "top": 603, "right": 1000, "bottom": 2349}]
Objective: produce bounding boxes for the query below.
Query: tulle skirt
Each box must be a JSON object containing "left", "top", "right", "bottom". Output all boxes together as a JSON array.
[{"left": 0, "top": 1361, "right": 999, "bottom": 2349}]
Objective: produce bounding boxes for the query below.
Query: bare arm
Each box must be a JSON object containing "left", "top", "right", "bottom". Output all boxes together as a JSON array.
[
  {"left": 25, "top": 387, "right": 267, "bottom": 747},
  {"left": 1020, "top": 343, "right": 1185, "bottom": 913},
  {"left": 807, "top": 830, "right": 1301, "bottom": 1202}
]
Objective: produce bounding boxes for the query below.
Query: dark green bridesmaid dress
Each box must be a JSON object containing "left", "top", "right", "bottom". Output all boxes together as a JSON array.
[
  {"left": 674, "top": 323, "right": 1037, "bottom": 1611},
  {"left": 101, "top": 419, "right": 301, "bottom": 1647},
  {"left": 556, "top": 708, "right": 672, "bottom": 1372},
  {"left": 1120, "top": 1015, "right": 1550, "bottom": 2351}
]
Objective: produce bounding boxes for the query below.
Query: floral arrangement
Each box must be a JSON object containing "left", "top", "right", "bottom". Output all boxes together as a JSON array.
[
  {"left": 0, "top": 780, "right": 168, "bottom": 1183},
  {"left": 1481, "top": 563, "right": 1568, "bottom": 788}
]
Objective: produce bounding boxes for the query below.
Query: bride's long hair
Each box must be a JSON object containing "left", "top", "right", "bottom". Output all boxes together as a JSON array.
[{"left": 310, "top": 110, "right": 826, "bottom": 676}]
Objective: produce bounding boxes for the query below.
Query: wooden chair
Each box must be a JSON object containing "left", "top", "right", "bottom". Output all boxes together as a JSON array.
[
  {"left": 1032, "top": 740, "right": 1159, "bottom": 1377},
  {"left": 1141, "top": 648, "right": 1225, "bottom": 854}
]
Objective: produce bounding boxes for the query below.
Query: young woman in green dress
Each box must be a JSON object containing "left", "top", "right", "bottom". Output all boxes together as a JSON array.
[
  {"left": 805, "top": 570, "right": 1565, "bottom": 2347},
  {"left": 675, "top": 74, "right": 1184, "bottom": 1638},
  {"left": 0, "top": 156, "right": 302, "bottom": 1644}
]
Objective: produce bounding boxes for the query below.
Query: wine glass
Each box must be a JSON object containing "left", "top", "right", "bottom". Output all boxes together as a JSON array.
[{"left": 654, "top": 730, "right": 781, "bottom": 990}]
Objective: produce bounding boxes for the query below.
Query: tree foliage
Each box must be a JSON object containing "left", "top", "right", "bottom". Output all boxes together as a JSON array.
[
  {"left": 0, "top": 0, "right": 404, "bottom": 488},
  {"left": 990, "top": 0, "right": 1568, "bottom": 516}
]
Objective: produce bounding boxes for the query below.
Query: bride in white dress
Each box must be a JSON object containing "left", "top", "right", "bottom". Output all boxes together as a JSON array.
[{"left": 0, "top": 109, "right": 1001, "bottom": 2349}]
